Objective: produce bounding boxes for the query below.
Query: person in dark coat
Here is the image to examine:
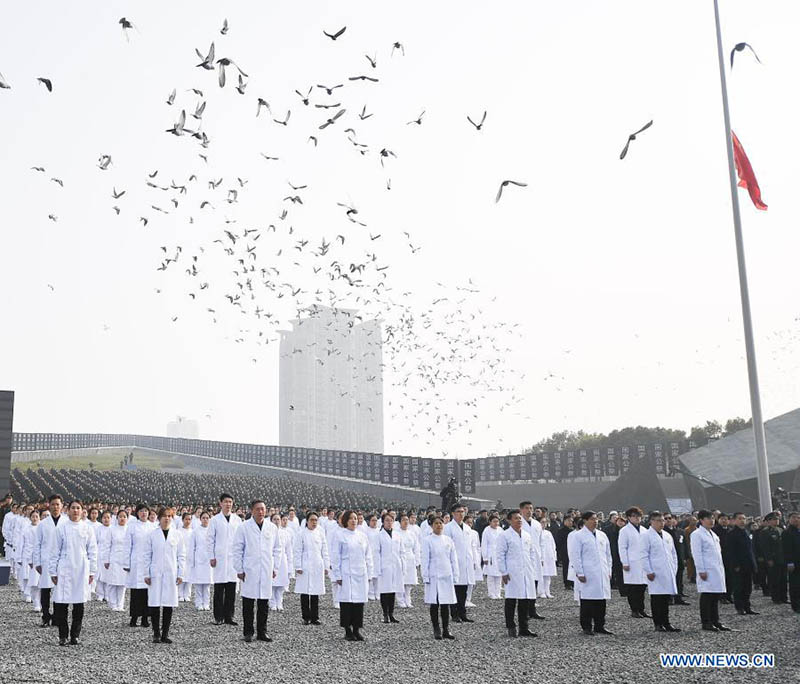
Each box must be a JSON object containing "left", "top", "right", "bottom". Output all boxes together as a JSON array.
[
  {"left": 553, "top": 515, "right": 574, "bottom": 589},
  {"left": 752, "top": 521, "right": 769, "bottom": 596},
  {"left": 783, "top": 512, "right": 800, "bottom": 613},
  {"left": 607, "top": 516, "right": 627, "bottom": 595},
  {"left": 761, "top": 512, "right": 787, "bottom": 604},
  {"left": 723, "top": 512, "right": 758, "bottom": 615},
  {"left": 664, "top": 514, "right": 689, "bottom": 605},
  {"left": 713, "top": 513, "right": 732, "bottom": 603}
]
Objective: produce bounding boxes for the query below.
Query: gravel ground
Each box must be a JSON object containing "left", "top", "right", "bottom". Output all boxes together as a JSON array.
[{"left": 0, "top": 580, "right": 795, "bottom": 684}]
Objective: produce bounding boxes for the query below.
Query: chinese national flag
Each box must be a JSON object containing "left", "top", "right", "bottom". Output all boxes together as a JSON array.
[{"left": 731, "top": 131, "right": 767, "bottom": 211}]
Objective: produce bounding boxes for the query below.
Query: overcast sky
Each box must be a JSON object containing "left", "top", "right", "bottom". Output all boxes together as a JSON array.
[{"left": 0, "top": 1, "right": 798, "bottom": 459}]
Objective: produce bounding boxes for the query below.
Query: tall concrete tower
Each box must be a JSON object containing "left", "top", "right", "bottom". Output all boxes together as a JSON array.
[{"left": 279, "top": 306, "right": 384, "bottom": 453}]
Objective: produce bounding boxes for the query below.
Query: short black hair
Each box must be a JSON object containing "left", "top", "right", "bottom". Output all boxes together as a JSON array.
[
  {"left": 648, "top": 511, "right": 663, "bottom": 520},
  {"left": 450, "top": 503, "right": 464, "bottom": 513},
  {"left": 625, "top": 506, "right": 643, "bottom": 517},
  {"left": 732, "top": 511, "right": 745, "bottom": 519},
  {"left": 506, "top": 508, "right": 521, "bottom": 521},
  {"left": 581, "top": 510, "right": 596, "bottom": 521},
  {"left": 219, "top": 493, "right": 234, "bottom": 503},
  {"left": 250, "top": 499, "right": 265, "bottom": 509},
  {"left": 48, "top": 494, "right": 63, "bottom": 504},
  {"left": 697, "top": 509, "right": 714, "bottom": 521},
  {"left": 519, "top": 501, "right": 533, "bottom": 508}
]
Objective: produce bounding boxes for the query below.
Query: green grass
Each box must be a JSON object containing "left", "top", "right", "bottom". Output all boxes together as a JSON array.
[{"left": 12, "top": 448, "right": 186, "bottom": 472}]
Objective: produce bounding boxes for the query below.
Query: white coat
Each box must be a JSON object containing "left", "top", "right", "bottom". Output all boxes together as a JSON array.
[
  {"left": 103, "top": 524, "right": 129, "bottom": 586},
  {"left": 520, "top": 517, "right": 544, "bottom": 582},
  {"left": 567, "top": 526, "right": 612, "bottom": 601},
  {"left": 49, "top": 519, "right": 98, "bottom": 604},
  {"left": 293, "top": 526, "right": 329, "bottom": 595},
  {"left": 274, "top": 526, "right": 294, "bottom": 587},
  {"left": 207, "top": 512, "right": 243, "bottom": 583},
  {"left": 398, "top": 528, "right": 419, "bottom": 585},
  {"left": 376, "top": 528, "right": 405, "bottom": 595},
  {"left": 188, "top": 526, "right": 214, "bottom": 585},
  {"left": 421, "top": 533, "right": 458, "bottom": 605},
  {"left": 365, "top": 526, "right": 381, "bottom": 579},
  {"left": 21, "top": 523, "right": 40, "bottom": 585},
  {"left": 468, "top": 527, "right": 483, "bottom": 582},
  {"left": 541, "top": 529, "right": 557, "bottom": 577},
  {"left": 143, "top": 527, "right": 186, "bottom": 608},
  {"left": 690, "top": 525, "right": 726, "bottom": 594},
  {"left": 496, "top": 527, "right": 538, "bottom": 599},
  {"left": 618, "top": 522, "right": 648, "bottom": 585},
  {"left": 639, "top": 526, "right": 678, "bottom": 596},
  {"left": 443, "top": 520, "right": 476, "bottom": 586},
  {"left": 124, "top": 519, "right": 154, "bottom": 589},
  {"left": 481, "top": 526, "right": 503, "bottom": 577},
  {"left": 408, "top": 524, "right": 423, "bottom": 565},
  {"left": 94, "top": 525, "right": 113, "bottom": 584},
  {"left": 33, "top": 514, "right": 64, "bottom": 589},
  {"left": 12, "top": 517, "right": 29, "bottom": 566},
  {"left": 1, "top": 511, "right": 15, "bottom": 556},
  {"left": 330, "top": 528, "right": 374, "bottom": 603},
  {"left": 231, "top": 518, "right": 282, "bottom": 600}
]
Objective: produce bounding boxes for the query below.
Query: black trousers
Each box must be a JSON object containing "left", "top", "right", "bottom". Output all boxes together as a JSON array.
[
  {"left": 675, "top": 560, "right": 685, "bottom": 596},
  {"left": 213, "top": 581, "right": 237, "bottom": 622},
  {"left": 339, "top": 602, "right": 364, "bottom": 629},
  {"left": 130, "top": 588, "right": 149, "bottom": 620},
  {"left": 242, "top": 597, "right": 269, "bottom": 637},
  {"left": 699, "top": 592, "right": 721, "bottom": 625},
  {"left": 53, "top": 602, "right": 84, "bottom": 641},
  {"left": 625, "top": 583, "right": 647, "bottom": 613},
  {"left": 505, "top": 598, "right": 530, "bottom": 630},
  {"left": 41, "top": 587, "right": 52, "bottom": 621},
  {"left": 756, "top": 560, "right": 769, "bottom": 594},
  {"left": 379, "top": 592, "right": 396, "bottom": 617},
  {"left": 562, "top": 562, "right": 573, "bottom": 588},
  {"left": 579, "top": 599, "right": 606, "bottom": 631},
  {"left": 650, "top": 594, "right": 670, "bottom": 627},
  {"left": 527, "top": 586, "right": 537, "bottom": 617},
  {"left": 789, "top": 568, "right": 800, "bottom": 612},
  {"left": 768, "top": 564, "right": 787, "bottom": 603},
  {"left": 450, "top": 584, "right": 468, "bottom": 619},
  {"left": 300, "top": 594, "right": 319, "bottom": 622},
  {"left": 150, "top": 606, "right": 173, "bottom": 637},
  {"left": 731, "top": 568, "right": 753, "bottom": 611},
  {"left": 429, "top": 603, "right": 450, "bottom": 630}
]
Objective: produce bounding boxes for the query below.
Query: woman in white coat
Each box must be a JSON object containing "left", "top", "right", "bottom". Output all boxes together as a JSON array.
[
  {"left": 639, "top": 511, "right": 680, "bottom": 632},
  {"left": 232, "top": 501, "right": 282, "bottom": 642},
  {"left": 143, "top": 507, "right": 186, "bottom": 644},
  {"left": 124, "top": 504, "right": 153, "bottom": 627},
  {"left": 102, "top": 508, "right": 129, "bottom": 611},
  {"left": 176, "top": 512, "right": 194, "bottom": 602},
  {"left": 376, "top": 513, "right": 404, "bottom": 623},
  {"left": 497, "top": 510, "right": 539, "bottom": 637},
  {"left": 293, "top": 511, "right": 329, "bottom": 625},
  {"left": 618, "top": 506, "right": 649, "bottom": 618},
  {"left": 539, "top": 522, "right": 557, "bottom": 598},
  {"left": 13, "top": 507, "right": 31, "bottom": 600},
  {"left": 481, "top": 514, "right": 504, "bottom": 599},
  {"left": 690, "top": 509, "right": 730, "bottom": 632},
  {"left": 94, "top": 510, "right": 113, "bottom": 603},
  {"left": 49, "top": 500, "right": 98, "bottom": 646},
  {"left": 421, "top": 516, "right": 458, "bottom": 640},
  {"left": 188, "top": 511, "right": 213, "bottom": 610},
  {"left": 396, "top": 513, "right": 419, "bottom": 608},
  {"left": 270, "top": 512, "right": 294, "bottom": 611},
  {"left": 567, "top": 511, "right": 613, "bottom": 635},
  {"left": 330, "top": 510, "right": 374, "bottom": 641},
  {"left": 364, "top": 514, "right": 381, "bottom": 601},
  {"left": 21, "top": 509, "right": 41, "bottom": 610},
  {"left": 464, "top": 515, "right": 483, "bottom": 608}
]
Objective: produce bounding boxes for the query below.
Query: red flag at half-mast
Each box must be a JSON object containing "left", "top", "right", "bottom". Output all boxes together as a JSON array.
[{"left": 731, "top": 131, "right": 767, "bottom": 211}]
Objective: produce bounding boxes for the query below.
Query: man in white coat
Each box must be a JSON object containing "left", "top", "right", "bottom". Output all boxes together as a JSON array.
[
  {"left": 618, "top": 506, "right": 650, "bottom": 619},
  {"left": 568, "top": 511, "right": 614, "bottom": 636},
  {"left": 639, "top": 511, "right": 680, "bottom": 632},
  {"left": 232, "top": 500, "right": 282, "bottom": 642},
  {"left": 443, "top": 504, "right": 475, "bottom": 622},
  {"left": 33, "top": 494, "right": 64, "bottom": 627},
  {"left": 690, "top": 509, "right": 731, "bottom": 632},
  {"left": 207, "top": 493, "right": 243, "bottom": 626},
  {"left": 496, "top": 510, "right": 538, "bottom": 638},
  {"left": 519, "top": 501, "right": 545, "bottom": 620}
]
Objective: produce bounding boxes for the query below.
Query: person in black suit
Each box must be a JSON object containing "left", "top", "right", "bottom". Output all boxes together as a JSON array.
[
  {"left": 664, "top": 514, "right": 689, "bottom": 605},
  {"left": 723, "top": 512, "right": 758, "bottom": 615},
  {"left": 553, "top": 515, "right": 574, "bottom": 589},
  {"left": 713, "top": 513, "right": 732, "bottom": 603}
]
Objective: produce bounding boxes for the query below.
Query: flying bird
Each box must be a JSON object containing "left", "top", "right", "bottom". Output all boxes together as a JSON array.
[
  {"left": 619, "top": 120, "right": 653, "bottom": 160},
  {"left": 37, "top": 77, "right": 53, "bottom": 92},
  {"left": 166, "top": 88, "right": 176, "bottom": 105},
  {"left": 0, "top": 71, "right": 10, "bottom": 89},
  {"left": 31, "top": 166, "right": 45, "bottom": 172},
  {"left": 273, "top": 110, "right": 291, "bottom": 126},
  {"left": 349, "top": 75, "right": 379, "bottom": 83},
  {"left": 365, "top": 54, "right": 377, "bottom": 69},
  {"left": 359, "top": 105, "right": 373, "bottom": 120},
  {"left": 319, "top": 108, "right": 346, "bottom": 130},
  {"left": 97, "top": 154, "right": 112, "bottom": 170},
  {"left": 467, "top": 111, "right": 487, "bottom": 130},
  {"left": 391, "top": 41, "right": 405, "bottom": 56},
  {"left": 220, "top": 18, "right": 229, "bottom": 35},
  {"left": 495, "top": 179, "right": 527, "bottom": 203},
  {"left": 295, "top": 87, "right": 312, "bottom": 105},
  {"left": 166, "top": 110, "right": 191, "bottom": 136},
  {"left": 407, "top": 111, "right": 425, "bottom": 126},
  {"left": 119, "top": 17, "right": 136, "bottom": 41},
  {"left": 112, "top": 187, "right": 126, "bottom": 199},
  {"left": 323, "top": 26, "right": 347, "bottom": 41},
  {"left": 235, "top": 73, "right": 247, "bottom": 95},
  {"left": 316, "top": 83, "right": 343, "bottom": 96},
  {"left": 730, "top": 42, "right": 761, "bottom": 68},
  {"left": 256, "top": 97, "right": 270, "bottom": 117},
  {"left": 195, "top": 42, "right": 215, "bottom": 70},
  {"left": 217, "top": 57, "right": 248, "bottom": 88}
]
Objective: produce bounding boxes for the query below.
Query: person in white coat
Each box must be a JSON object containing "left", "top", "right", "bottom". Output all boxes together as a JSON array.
[
  {"left": 330, "top": 510, "right": 374, "bottom": 641},
  {"left": 639, "top": 511, "right": 680, "bottom": 632},
  {"left": 189, "top": 511, "right": 213, "bottom": 610},
  {"left": 481, "top": 514, "right": 504, "bottom": 599},
  {"left": 125, "top": 504, "right": 154, "bottom": 627},
  {"left": 568, "top": 511, "right": 614, "bottom": 636},
  {"left": 364, "top": 514, "right": 381, "bottom": 601},
  {"left": 49, "top": 500, "right": 98, "bottom": 646},
  {"left": 102, "top": 508, "right": 129, "bottom": 611},
  {"left": 618, "top": 506, "right": 650, "bottom": 618},
  {"left": 33, "top": 494, "right": 64, "bottom": 627},
  {"left": 293, "top": 511, "right": 330, "bottom": 625},
  {"left": 143, "top": 507, "right": 186, "bottom": 644},
  {"left": 396, "top": 513, "right": 419, "bottom": 608},
  {"left": 207, "top": 493, "right": 243, "bottom": 625},
  {"left": 21, "top": 509, "right": 41, "bottom": 610},
  {"left": 13, "top": 506, "right": 31, "bottom": 599},
  {"left": 421, "top": 516, "right": 458, "bottom": 640},
  {"left": 519, "top": 501, "right": 545, "bottom": 620},
  {"left": 376, "top": 513, "right": 404, "bottom": 623},
  {"left": 443, "top": 504, "right": 475, "bottom": 622},
  {"left": 232, "top": 501, "right": 282, "bottom": 642},
  {"left": 464, "top": 515, "right": 483, "bottom": 608},
  {"left": 539, "top": 523, "right": 557, "bottom": 598},
  {"left": 176, "top": 512, "right": 194, "bottom": 602},
  {"left": 270, "top": 512, "right": 294, "bottom": 612},
  {"left": 93, "top": 511, "right": 113, "bottom": 603},
  {"left": 497, "top": 510, "right": 539, "bottom": 638},
  {"left": 690, "top": 509, "right": 731, "bottom": 632}
]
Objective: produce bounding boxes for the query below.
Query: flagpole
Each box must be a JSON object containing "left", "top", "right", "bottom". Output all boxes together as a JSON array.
[{"left": 712, "top": 0, "right": 772, "bottom": 516}]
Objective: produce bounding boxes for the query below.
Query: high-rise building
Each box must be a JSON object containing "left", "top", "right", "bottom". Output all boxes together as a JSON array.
[
  {"left": 166, "top": 416, "right": 199, "bottom": 439},
  {"left": 279, "top": 305, "right": 384, "bottom": 453}
]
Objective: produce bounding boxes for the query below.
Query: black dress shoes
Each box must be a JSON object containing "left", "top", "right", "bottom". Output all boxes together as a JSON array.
[
  {"left": 702, "top": 624, "right": 719, "bottom": 631},
  {"left": 244, "top": 634, "right": 253, "bottom": 643},
  {"left": 69, "top": 638, "right": 80, "bottom": 646},
  {"left": 507, "top": 627, "right": 517, "bottom": 638},
  {"left": 654, "top": 625, "right": 667, "bottom": 632},
  {"left": 310, "top": 620, "right": 321, "bottom": 625},
  {"left": 745, "top": 609, "right": 759, "bottom": 615},
  {"left": 224, "top": 620, "right": 238, "bottom": 626},
  {"left": 582, "top": 628, "right": 595, "bottom": 636},
  {"left": 638, "top": 612, "right": 651, "bottom": 618},
  {"left": 664, "top": 624, "right": 681, "bottom": 632},
  {"left": 353, "top": 628, "right": 365, "bottom": 641},
  {"left": 518, "top": 629, "right": 538, "bottom": 637},
  {"left": 153, "top": 634, "right": 161, "bottom": 643},
  {"left": 433, "top": 626, "right": 442, "bottom": 640},
  {"left": 594, "top": 627, "right": 615, "bottom": 635},
  {"left": 256, "top": 633, "right": 272, "bottom": 642},
  {"left": 389, "top": 615, "right": 400, "bottom": 624},
  {"left": 713, "top": 623, "right": 733, "bottom": 632},
  {"left": 674, "top": 599, "right": 690, "bottom": 606},
  {"left": 214, "top": 619, "right": 223, "bottom": 625},
  {"left": 530, "top": 611, "right": 546, "bottom": 620},
  {"left": 59, "top": 638, "right": 68, "bottom": 646},
  {"left": 631, "top": 611, "right": 644, "bottom": 618},
  {"left": 442, "top": 629, "right": 455, "bottom": 640}
]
